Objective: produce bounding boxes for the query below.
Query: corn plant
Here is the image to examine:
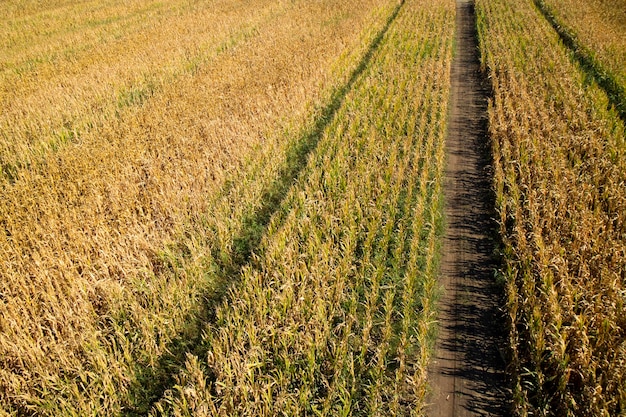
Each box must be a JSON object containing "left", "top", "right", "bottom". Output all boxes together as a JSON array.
[
  {"left": 476, "top": 0, "right": 626, "bottom": 414},
  {"left": 152, "top": 0, "right": 454, "bottom": 414}
]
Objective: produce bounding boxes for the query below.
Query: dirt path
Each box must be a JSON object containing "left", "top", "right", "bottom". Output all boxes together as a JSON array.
[{"left": 426, "top": 0, "right": 509, "bottom": 415}]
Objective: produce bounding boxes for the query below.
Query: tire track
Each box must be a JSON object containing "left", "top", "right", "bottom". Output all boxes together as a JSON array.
[{"left": 427, "top": 0, "right": 509, "bottom": 415}]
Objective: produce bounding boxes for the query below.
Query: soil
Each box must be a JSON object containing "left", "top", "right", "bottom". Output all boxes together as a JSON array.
[{"left": 426, "top": 0, "right": 510, "bottom": 416}]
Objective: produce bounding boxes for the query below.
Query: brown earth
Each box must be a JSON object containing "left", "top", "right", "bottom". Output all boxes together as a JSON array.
[{"left": 426, "top": 0, "right": 510, "bottom": 415}]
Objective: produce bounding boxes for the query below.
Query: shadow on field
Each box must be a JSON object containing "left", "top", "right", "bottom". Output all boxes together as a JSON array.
[
  {"left": 532, "top": 0, "right": 626, "bottom": 123},
  {"left": 436, "top": 148, "right": 510, "bottom": 416},
  {"left": 123, "top": 2, "right": 406, "bottom": 415}
]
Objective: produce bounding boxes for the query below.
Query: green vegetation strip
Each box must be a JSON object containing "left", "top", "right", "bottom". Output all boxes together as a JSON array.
[{"left": 151, "top": 0, "right": 454, "bottom": 414}]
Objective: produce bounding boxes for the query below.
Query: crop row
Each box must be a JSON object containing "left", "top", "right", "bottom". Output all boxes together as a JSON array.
[
  {"left": 476, "top": 0, "right": 626, "bottom": 414},
  {"left": 0, "top": 0, "right": 398, "bottom": 414},
  {"left": 535, "top": 0, "right": 626, "bottom": 120},
  {"left": 151, "top": 0, "right": 455, "bottom": 414}
]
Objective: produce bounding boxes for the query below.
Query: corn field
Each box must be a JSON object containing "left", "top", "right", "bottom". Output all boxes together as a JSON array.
[
  {"left": 0, "top": 0, "right": 455, "bottom": 414},
  {"left": 3, "top": 0, "right": 625, "bottom": 415},
  {"left": 476, "top": 0, "right": 626, "bottom": 414}
]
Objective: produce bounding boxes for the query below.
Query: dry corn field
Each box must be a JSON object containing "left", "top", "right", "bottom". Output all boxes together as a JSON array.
[
  {"left": 0, "top": 0, "right": 456, "bottom": 414},
  {"left": 477, "top": 0, "right": 625, "bottom": 415},
  {"left": 536, "top": 0, "right": 626, "bottom": 119},
  {"left": 2, "top": 0, "right": 625, "bottom": 415}
]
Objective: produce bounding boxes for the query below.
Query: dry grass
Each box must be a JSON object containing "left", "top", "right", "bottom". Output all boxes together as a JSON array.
[
  {"left": 476, "top": 0, "right": 626, "bottom": 415},
  {"left": 151, "top": 0, "right": 455, "bottom": 414},
  {"left": 0, "top": 0, "right": 403, "bottom": 414}
]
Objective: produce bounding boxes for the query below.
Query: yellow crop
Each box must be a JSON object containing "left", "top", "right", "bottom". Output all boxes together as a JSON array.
[
  {"left": 477, "top": 0, "right": 626, "bottom": 414},
  {"left": 0, "top": 0, "right": 404, "bottom": 413}
]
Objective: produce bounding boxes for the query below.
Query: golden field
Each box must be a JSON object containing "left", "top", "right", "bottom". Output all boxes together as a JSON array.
[
  {"left": 477, "top": 0, "right": 626, "bottom": 414},
  {"left": 0, "top": 0, "right": 455, "bottom": 414},
  {"left": 4, "top": 0, "right": 625, "bottom": 415}
]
